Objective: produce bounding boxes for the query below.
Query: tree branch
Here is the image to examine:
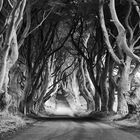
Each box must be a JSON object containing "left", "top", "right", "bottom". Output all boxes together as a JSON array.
[
  {"left": 0, "top": 0, "right": 3, "bottom": 11},
  {"left": 99, "top": 0, "right": 122, "bottom": 65},
  {"left": 18, "top": 4, "right": 31, "bottom": 48},
  {"left": 26, "top": 8, "right": 54, "bottom": 36},
  {"left": 125, "top": 1, "right": 133, "bottom": 42},
  {"left": 109, "top": 0, "right": 140, "bottom": 62}
]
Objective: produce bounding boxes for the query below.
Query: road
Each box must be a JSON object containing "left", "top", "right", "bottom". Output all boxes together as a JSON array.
[{"left": 9, "top": 119, "right": 139, "bottom": 140}]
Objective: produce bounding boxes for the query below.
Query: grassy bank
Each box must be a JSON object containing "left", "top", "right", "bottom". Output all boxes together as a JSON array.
[{"left": 0, "top": 113, "right": 34, "bottom": 139}]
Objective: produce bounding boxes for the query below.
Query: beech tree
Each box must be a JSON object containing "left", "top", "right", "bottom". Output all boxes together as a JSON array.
[
  {"left": 0, "top": 0, "right": 27, "bottom": 113},
  {"left": 99, "top": 0, "right": 140, "bottom": 115}
]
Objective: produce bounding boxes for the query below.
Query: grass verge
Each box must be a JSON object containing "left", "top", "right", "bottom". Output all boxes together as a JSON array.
[{"left": 0, "top": 113, "right": 34, "bottom": 140}]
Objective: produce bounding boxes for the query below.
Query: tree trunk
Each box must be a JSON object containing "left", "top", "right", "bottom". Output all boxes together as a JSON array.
[
  {"left": 0, "top": 0, "right": 26, "bottom": 113},
  {"left": 80, "top": 59, "right": 95, "bottom": 112},
  {"left": 108, "top": 79, "right": 115, "bottom": 112},
  {"left": 117, "top": 56, "right": 132, "bottom": 115},
  {"left": 100, "top": 53, "right": 110, "bottom": 112},
  {"left": 108, "top": 60, "right": 115, "bottom": 112},
  {"left": 86, "top": 60, "right": 101, "bottom": 100},
  {"left": 21, "top": 71, "right": 32, "bottom": 115}
]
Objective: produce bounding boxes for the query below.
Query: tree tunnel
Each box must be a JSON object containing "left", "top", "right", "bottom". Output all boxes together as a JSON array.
[
  {"left": 1, "top": 0, "right": 140, "bottom": 119},
  {"left": 35, "top": 54, "right": 95, "bottom": 117}
]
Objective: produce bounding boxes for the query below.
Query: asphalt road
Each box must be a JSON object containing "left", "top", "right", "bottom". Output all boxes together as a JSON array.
[{"left": 10, "top": 119, "right": 139, "bottom": 140}]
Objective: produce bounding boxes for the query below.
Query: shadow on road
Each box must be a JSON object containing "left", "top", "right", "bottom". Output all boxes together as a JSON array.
[{"left": 29, "top": 115, "right": 99, "bottom": 122}]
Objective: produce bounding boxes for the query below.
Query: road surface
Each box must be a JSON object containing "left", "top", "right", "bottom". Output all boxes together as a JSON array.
[{"left": 9, "top": 119, "right": 139, "bottom": 140}]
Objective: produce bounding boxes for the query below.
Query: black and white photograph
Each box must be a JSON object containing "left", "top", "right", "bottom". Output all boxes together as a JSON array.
[{"left": 0, "top": 0, "right": 140, "bottom": 139}]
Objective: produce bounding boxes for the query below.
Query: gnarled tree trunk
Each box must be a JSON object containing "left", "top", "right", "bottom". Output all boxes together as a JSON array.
[
  {"left": 0, "top": 0, "right": 27, "bottom": 113},
  {"left": 117, "top": 57, "right": 132, "bottom": 115},
  {"left": 100, "top": 53, "right": 110, "bottom": 112}
]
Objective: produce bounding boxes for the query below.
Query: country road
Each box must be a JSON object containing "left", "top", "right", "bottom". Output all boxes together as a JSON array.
[{"left": 6, "top": 118, "right": 139, "bottom": 140}]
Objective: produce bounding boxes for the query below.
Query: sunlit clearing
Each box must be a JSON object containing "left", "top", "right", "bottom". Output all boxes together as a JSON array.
[
  {"left": 44, "top": 96, "right": 74, "bottom": 117},
  {"left": 55, "top": 104, "right": 74, "bottom": 117}
]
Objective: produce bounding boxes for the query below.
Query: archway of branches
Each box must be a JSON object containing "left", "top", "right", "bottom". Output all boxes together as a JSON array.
[{"left": 0, "top": 0, "right": 140, "bottom": 119}]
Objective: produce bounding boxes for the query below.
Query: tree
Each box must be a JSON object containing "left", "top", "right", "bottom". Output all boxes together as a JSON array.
[{"left": 0, "top": 0, "right": 27, "bottom": 112}]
